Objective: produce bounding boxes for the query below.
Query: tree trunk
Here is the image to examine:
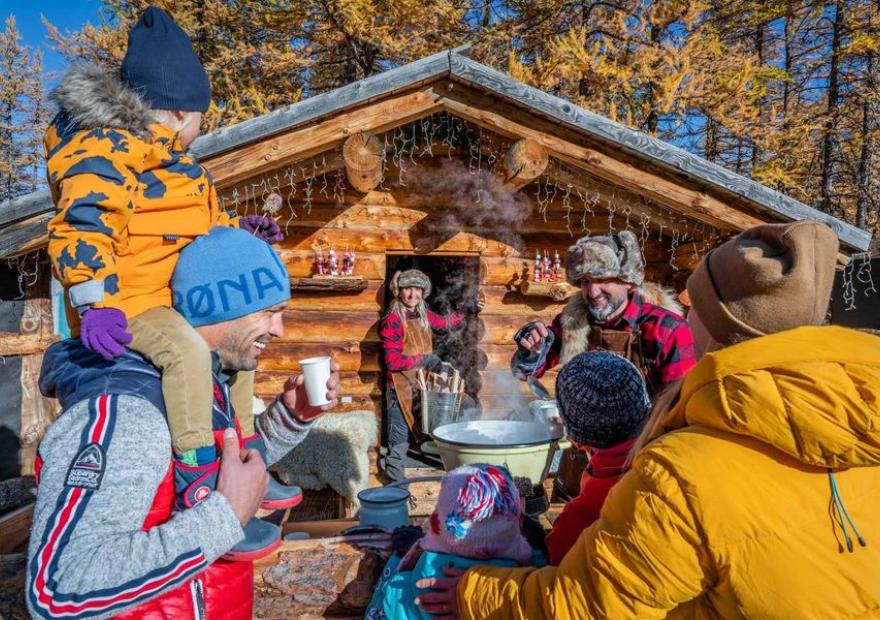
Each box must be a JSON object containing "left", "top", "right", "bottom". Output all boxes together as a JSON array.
[
  {"left": 751, "top": 20, "right": 765, "bottom": 170},
  {"left": 820, "top": 0, "right": 845, "bottom": 219},
  {"left": 782, "top": 2, "right": 794, "bottom": 122},
  {"left": 705, "top": 117, "right": 719, "bottom": 163},
  {"left": 855, "top": 49, "right": 876, "bottom": 230},
  {"left": 644, "top": 23, "right": 661, "bottom": 135}
]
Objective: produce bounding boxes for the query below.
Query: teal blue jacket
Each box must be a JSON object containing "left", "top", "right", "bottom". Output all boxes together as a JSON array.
[{"left": 366, "top": 549, "right": 542, "bottom": 620}]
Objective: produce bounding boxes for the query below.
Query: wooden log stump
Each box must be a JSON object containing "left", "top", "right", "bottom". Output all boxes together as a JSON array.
[
  {"left": 254, "top": 536, "right": 390, "bottom": 619},
  {"left": 342, "top": 132, "right": 383, "bottom": 193},
  {"left": 503, "top": 138, "right": 549, "bottom": 190}
]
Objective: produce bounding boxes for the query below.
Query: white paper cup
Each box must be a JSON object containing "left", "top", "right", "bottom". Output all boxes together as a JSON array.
[{"left": 299, "top": 356, "right": 332, "bottom": 406}]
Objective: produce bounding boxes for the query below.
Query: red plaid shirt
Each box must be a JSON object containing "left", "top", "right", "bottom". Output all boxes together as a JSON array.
[
  {"left": 541, "top": 292, "right": 695, "bottom": 390},
  {"left": 380, "top": 309, "right": 465, "bottom": 376}
]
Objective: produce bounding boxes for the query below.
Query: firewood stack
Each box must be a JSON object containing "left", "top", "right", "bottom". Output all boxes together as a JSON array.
[
  {"left": 417, "top": 366, "right": 464, "bottom": 395},
  {"left": 418, "top": 366, "right": 465, "bottom": 432}
]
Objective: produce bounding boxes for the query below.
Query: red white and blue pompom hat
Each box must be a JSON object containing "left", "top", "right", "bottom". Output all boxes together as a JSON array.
[{"left": 420, "top": 463, "right": 532, "bottom": 564}]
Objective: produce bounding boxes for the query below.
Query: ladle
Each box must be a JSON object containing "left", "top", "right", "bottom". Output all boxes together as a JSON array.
[{"left": 526, "top": 375, "right": 552, "bottom": 400}]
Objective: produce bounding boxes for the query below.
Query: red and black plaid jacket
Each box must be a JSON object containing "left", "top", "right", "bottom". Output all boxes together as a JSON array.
[
  {"left": 379, "top": 309, "right": 464, "bottom": 378},
  {"left": 540, "top": 292, "right": 695, "bottom": 390}
]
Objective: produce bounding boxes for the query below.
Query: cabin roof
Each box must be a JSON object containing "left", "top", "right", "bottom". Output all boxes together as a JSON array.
[{"left": 0, "top": 47, "right": 870, "bottom": 254}]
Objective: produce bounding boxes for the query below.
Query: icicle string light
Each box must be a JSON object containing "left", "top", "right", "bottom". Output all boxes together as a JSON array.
[
  {"left": 562, "top": 185, "right": 573, "bottom": 237},
  {"left": 856, "top": 253, "right": 877, "bottom": 298},
  {"left": 842, "top": 257, "right": 856, "bottom": 311},
  {"left": 669, "top": 229, "right": 680, "bottom": 271},
  {"left": 638, "top": 213, "right": 651, "bottom": 255}
]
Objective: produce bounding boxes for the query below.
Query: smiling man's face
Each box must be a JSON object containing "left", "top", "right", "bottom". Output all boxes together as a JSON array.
[
  {"left": 580, "top": 277, "right": 633, "bottom": 323},
  {"left": 210, "top": 302, "right": 287, "bottom": 371}
]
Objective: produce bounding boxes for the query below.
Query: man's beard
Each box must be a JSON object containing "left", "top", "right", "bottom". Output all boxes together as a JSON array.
[
  {"left": 587, "top": 291, "right": 628, "bottom": 323},
  {"left": 216, "top": 331, "right": 259, "bottom": 372}
]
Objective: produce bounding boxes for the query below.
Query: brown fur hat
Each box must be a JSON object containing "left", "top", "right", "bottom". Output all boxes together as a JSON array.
[
  {"left": 566, "top": 230, "right": 644, "bottom": 287},
  {"left": 390, "top": 269, "right": 432, "bottom": 298}
]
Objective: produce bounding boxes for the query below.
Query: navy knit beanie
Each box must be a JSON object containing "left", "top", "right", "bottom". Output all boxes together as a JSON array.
[
  {"left": 121, "top": 6, "right": 211, "bottom": 111},
  {"left": 555, "top": 351, "right": 651, "bottom": 449},
  {"left": 172, "top": 227, "right": 291, "bottom": 327}
]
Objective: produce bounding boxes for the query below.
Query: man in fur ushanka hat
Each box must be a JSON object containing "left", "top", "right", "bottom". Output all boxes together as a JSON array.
[
  {"left": 512, "top": 230, "right": 695, "bottom": 396},
  {"left": 512, "top": 230, "right": 696, "bottom": 500}
]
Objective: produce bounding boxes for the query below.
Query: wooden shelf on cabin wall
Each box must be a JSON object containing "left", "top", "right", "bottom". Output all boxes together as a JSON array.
[
  {"left": 290, "top": 275, "right": 368, "bottom": 293},
  {"left": 519, "top": 279, "right": 579, "bottom": 301}
]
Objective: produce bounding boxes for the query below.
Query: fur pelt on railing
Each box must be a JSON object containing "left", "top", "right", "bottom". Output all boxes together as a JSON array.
[{"left": 270, "top": 410, "right": 378, "bottom": 507}]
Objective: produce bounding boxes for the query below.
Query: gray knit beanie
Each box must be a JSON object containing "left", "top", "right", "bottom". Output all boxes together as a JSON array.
[{"left": 555, "top": 351, "right": 651, "bottom": 449}]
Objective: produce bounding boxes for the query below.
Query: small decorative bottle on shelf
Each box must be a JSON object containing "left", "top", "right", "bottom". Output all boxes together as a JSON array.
[
  {"left": 315, "top": 250, "right": 326, "bottom": 275},
  {"left": 534, "top": 249, "right": 542, "bottom": 282},
  {"left": 328, "top": 248, "right": 339, "bottom": 276}
]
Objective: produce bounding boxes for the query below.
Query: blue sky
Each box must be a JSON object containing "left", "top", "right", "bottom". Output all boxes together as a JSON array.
[{"left": 5, "top": 0, "right": 104, "bottom": 77}]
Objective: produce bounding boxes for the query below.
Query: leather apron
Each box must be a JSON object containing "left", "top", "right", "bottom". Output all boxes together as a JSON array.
[
  {"left": 389, "top": 316, "right": 433, "bottom": 435},
  {"left": 555, "top": 323, "right": 655, "bottom": 501},
  {"left": 588, "top": 324, "right": 658, "bottom": 396}
]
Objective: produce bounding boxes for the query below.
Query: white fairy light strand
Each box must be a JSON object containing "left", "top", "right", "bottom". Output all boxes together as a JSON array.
[
  {"left": 842, "top": 257, "right": 856, "bottom": 311},
  {"left": 856, "top": 253, "right": 877, "bottom": 297}
]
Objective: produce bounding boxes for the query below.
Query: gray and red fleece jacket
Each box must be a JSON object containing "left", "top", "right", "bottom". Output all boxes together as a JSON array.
[{"left": 27, "top": 340, "right": 313, "bottom": 620}]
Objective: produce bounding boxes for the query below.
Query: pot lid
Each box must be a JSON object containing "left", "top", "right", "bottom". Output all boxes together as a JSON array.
[{"left": 357, "top": 486, "right": 410, "bottom": 504}]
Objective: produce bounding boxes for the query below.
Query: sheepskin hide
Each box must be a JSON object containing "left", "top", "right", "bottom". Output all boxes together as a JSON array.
[
  {"left": 559, "top": 281, "right": 684, "bottom": 365},
  {"left": 270, "top": 410, "right": 378, "bottom": 506}
]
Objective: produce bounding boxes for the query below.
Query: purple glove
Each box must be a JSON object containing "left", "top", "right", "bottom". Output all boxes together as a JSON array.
[
  {"left": 240, "top": 215, "right": 284, "bottom": 244},
  {"left": 80, "top": 307, "right": 133, "bottom": 360}
]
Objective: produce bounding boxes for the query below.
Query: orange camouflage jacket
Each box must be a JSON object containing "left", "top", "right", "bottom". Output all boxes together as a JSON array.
[{"left": 45, "top": 64, "right": 236, "bottom": 333}]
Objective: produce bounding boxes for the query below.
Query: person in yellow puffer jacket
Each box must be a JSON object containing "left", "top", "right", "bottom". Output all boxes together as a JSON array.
[
  {"left": 45, "top": 7, "right": 293, "bottom": 559},
  {"left": 416, "top": 220, "right": 880, "bottom": 619}
]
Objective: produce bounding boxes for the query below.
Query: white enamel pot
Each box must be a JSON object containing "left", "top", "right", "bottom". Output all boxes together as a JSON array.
[{"left": 432, "top": 420, "right": 570, "bottom": 484}]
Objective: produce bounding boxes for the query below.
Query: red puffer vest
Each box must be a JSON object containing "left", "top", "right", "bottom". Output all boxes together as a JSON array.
[
  {"left": 34, "top": 431, "right": 254, "bottom": 620},
  {"left": 113, "top": 459, "right": 253, "bottom": 619}
]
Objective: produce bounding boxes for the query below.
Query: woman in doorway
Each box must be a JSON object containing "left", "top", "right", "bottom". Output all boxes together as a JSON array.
[{"left": 379, "top": 269, "right": 482, "bottom": 482}]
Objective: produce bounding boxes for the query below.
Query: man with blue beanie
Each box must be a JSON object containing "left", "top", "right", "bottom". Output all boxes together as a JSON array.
[
  {"left": 29, "top": 227, "right": 339, "bottom": 619},
  {"left": 44, "top": 5, "right": 289, "bottom": 577}
]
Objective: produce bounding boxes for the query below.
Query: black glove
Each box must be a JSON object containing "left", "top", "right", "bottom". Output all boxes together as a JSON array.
[
  {"left": 520, "top": 514, "right": 548, "bottom": 556},
  {"left": 421, "top": 353, "right": 444, "bottom": 372},
  {"left": 391, "top": 525, "right": 425, "bottom": 558}
]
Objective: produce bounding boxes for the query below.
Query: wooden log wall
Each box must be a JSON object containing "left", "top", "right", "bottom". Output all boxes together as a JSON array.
[{"left": 250, "top": 159, "right": 686, "bottom": 436}]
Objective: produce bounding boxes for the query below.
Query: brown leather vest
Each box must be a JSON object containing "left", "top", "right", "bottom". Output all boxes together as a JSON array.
[{"left": 389, "top": 315, "right": 433, "bottom": 434}]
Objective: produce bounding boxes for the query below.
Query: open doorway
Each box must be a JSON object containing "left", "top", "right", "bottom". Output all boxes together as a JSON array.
[{"left": 383, "top": 255, "right": 482, "bottom": 402}]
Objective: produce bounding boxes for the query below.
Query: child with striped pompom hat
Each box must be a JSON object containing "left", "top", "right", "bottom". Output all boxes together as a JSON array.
[{"left": 366, "top": 463, "right": 543, "bottom": 619}]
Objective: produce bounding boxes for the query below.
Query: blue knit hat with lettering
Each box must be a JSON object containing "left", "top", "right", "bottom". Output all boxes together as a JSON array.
[
  {"left": 555, "top": 351, "right": 650, "bottom": 449},
  {"left": 172, "top": 227, "right": 290, "bottom": 327},
  {"left": 121, "top": 7, "right": 211, "bottom": 111}
]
